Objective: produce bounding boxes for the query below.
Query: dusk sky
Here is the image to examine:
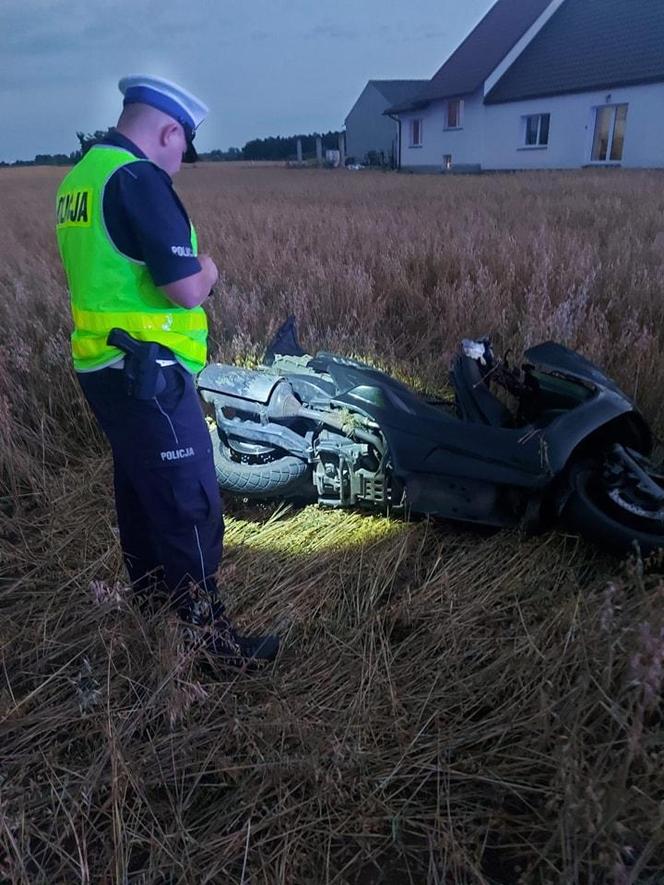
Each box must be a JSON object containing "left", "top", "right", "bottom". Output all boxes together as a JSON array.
[{"left": 2, "top": 0, "right": 497, "bottom": 163}]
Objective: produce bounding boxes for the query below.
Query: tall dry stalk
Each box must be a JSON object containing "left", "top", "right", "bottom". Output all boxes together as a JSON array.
[{"left": 1, "top": 165, "right": 663, "bottom": 882}]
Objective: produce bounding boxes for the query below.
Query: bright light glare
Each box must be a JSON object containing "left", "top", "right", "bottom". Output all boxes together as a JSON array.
[{"left": 224, "top": 505, "right": 406, "bottom": 557}]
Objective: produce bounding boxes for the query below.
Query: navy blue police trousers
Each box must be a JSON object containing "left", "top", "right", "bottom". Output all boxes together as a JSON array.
[{"left": 78, "top": 362, "right": 224, "bottom": 614}]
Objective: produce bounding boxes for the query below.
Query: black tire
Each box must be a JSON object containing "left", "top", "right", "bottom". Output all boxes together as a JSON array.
[
  {"left": 209, "top": 425, "right": 310, "bottom": 496},
  {"left": 565, "top": 461, "right": 664, "bottom": 556}
]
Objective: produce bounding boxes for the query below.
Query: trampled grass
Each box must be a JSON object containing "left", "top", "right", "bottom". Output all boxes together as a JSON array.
[{"left": 1, "top": 164, "right": 663, "bottom": 883}]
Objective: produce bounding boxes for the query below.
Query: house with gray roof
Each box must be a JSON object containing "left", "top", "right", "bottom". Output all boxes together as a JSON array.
[
  {"left": 344, "top": 80, "right": 428, "bottom": 166},
  {"left": 387, "top": 0, "right": 664, "bottom": 171}
]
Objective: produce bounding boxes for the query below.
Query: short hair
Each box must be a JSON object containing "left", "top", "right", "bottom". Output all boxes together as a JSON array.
[{"left": 117, "top": 102, "right": 151, "bottom": 127}]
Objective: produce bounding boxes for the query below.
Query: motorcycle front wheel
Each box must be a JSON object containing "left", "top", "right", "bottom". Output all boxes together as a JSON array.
[
  {"left": 209, "top": 425, "right": 310, "bottom": 497},
  {"left": 565, "top": 454, "right": 664, "bottom": 555}
]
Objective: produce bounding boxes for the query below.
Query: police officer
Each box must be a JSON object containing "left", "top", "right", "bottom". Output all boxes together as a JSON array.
[{"left": 55, "top": 74, "right": 279, "bottom": 664}]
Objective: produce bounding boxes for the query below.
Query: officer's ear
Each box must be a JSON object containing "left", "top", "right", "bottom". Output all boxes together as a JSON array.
[{"left": 160, "top": 122, "right": 181, "bottom": 149}]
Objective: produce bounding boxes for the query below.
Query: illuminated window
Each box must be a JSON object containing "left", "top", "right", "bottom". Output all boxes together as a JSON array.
[{"left": 591, "top": 104, "right": 628, "bottom": 162}]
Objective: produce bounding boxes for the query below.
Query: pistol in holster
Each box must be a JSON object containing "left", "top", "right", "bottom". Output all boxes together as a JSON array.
[{"left": 107, "top": 328, "right": 167, "bottom": 399}]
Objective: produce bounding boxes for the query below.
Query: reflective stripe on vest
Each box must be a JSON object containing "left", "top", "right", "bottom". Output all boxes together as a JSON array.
[
  {"left": 71, "top": 305, "right": 208, "bottom": 333},
  {"left": 72, "top": 332, "right": 208, "bottom": 363},
  {"left": 56, "top": 145, "right": 207, "bottom": 373}
]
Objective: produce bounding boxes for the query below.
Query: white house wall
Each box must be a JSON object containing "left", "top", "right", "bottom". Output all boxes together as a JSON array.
[
  {"left": 483, "top": 81, "right": 664, "bottom": 169},
  {"left": 400, "top": 89, "right": 485, "bottom": 172},
  {"left": 400, "top": 81, "right": 664, "bottom": 171}
]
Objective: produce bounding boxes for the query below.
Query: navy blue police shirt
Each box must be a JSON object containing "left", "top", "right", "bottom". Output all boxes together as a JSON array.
[{"left": 101, "top": 131, "right": 201, "bottom": 286}]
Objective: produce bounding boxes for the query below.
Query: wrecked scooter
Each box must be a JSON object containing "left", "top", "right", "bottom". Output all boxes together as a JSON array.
[{"left": 198, "top": 319, "right": 664, "bottom": 554}]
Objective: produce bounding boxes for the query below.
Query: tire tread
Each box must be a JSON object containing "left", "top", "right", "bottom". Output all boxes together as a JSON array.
[{"left": 210, "top": 427, "right": 309, "bottom": 496}]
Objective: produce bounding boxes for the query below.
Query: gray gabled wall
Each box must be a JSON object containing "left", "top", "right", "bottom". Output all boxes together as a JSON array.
[{"left": 345, "top": 83, "right": 399, "bottom": 165}]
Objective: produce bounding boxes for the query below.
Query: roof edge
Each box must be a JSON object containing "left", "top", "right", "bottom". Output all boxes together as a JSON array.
[
  {"left": 383, "top": 99, "right": 432, "bottom": 115},
  {"left": 483, "top": 0, "right": 565, "bottom": 97},
  {"left": 344, "top": 81, "right": 376, "bottom": 125},
  {"left": 368, "top": 79, "right": 429, "bottom": 85},
  {"left": 485, "top": 73, "right": 664, "bottom": 105},
  {"left": 390, "top": 5, "right": 504, "bottom": 111},
  {"left": 386, "top": 0, "right": 559, "bottom": 115}
]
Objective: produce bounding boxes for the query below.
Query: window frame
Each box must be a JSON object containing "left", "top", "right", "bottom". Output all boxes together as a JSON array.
[
  {"left": 590, "top": 103, "right": 628, "bottom": 164},
  {"left": 409, "top": 118, "right": 423, "bottom": 148},
  {"left": 444, "top": 98, "right": 463, "bottom": 130},
  {"left": 520, "top": 113, "right": 550, "bottom": 149}
]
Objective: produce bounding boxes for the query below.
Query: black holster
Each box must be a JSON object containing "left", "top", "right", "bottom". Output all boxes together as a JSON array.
[{"left": 107, "top": 328, "right": 167, "bottom": 399}]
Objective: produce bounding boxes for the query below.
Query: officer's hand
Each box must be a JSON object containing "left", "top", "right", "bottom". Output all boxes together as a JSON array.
[{"left": 199, "top": 254, "right": 219, "bottom": 292}]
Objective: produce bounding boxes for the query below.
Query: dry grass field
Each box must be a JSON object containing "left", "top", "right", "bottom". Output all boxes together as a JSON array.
[{"left": 1, "top": 163, "right": 664, "bottom": 883}]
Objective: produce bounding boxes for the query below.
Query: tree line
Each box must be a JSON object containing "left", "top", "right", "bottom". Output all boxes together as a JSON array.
[
  {"left": 242, "top": 131, "right": 341, "bottom": 161},
  {"left": 0, "top": 132, "right": 106, "bottom": 168},
  {"left": 1, "top": 129, "right": 343, "bottom": 167}
]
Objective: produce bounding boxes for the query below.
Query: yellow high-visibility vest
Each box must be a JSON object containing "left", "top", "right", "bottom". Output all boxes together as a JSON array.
[{"left": 55, "top": 145, "right": 207, "bottom": 373}]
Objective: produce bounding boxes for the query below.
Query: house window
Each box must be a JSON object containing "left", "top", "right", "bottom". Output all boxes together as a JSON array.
[
  {"left": 445, "top": 99, "right": 463, "bottom": 129},
  {"left": 443, "top": 154, "right": 452, "bottom": 170},
  {"left": 524, "top": 113, "right": 550, "bottom": 146},
  {"left": 591, "top": 104, "right": 628, "bottom": 162},
  {"left": 410, "top": 119, "right": 423, "bottom": 147}
]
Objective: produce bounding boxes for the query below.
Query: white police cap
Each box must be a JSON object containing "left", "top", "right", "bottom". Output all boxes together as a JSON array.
[{"left": 118, "top": 74, "right": 209, "bottom": 138}]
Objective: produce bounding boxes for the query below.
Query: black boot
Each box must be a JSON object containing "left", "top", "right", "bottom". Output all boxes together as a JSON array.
[
  {"left": 179, "top": 586, "right": 279, "bottom": 666},
  {"left": 206, "top": 613, "right": 280, "bottom": 665}
]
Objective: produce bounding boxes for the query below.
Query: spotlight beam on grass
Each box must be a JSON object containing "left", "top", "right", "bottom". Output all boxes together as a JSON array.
[{"left": 224, "top": 504, "right": 408, "bottom": 558}]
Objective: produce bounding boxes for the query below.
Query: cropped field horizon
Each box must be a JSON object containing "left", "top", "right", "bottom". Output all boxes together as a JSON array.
[{"left": 1, "top": 164, "right": 663, "bottom": 883}]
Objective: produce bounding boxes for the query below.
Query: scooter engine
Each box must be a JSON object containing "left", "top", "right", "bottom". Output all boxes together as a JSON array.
[{"left": 314, "top": 430, "right": 387, "bottom": 508}]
